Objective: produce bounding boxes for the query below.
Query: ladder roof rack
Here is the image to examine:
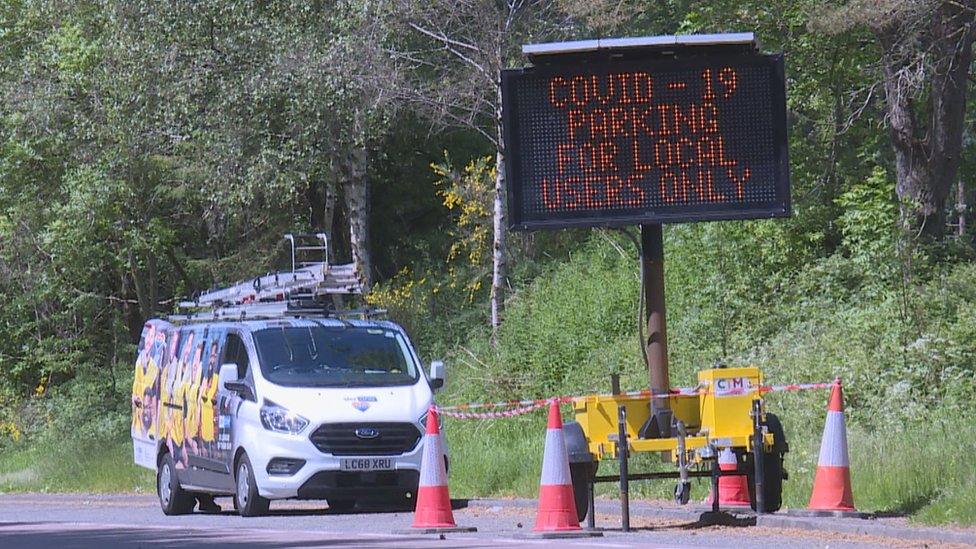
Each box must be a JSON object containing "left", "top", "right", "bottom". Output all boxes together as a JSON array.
[
  {"left": 168, "top": 306, "right": 389, "bottom": 325},
  {"left": 170, "top": 233, "right": 372, "bottom": 324}
]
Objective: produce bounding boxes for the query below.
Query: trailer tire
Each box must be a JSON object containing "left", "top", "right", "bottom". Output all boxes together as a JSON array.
[
  {"left": 569, "top": 462, "right": 595, "bottom": 522},
  {"left": 747, "top": 412, "right": 787, "bottom": 512},
  {"left": 766, "top": 412, "right": 789, "bottom": 453}
]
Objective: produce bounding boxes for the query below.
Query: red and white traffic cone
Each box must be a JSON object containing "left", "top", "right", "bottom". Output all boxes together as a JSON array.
[
  {"left": 525, "top": 401, "right": 602, "bottom": 538},
  {"left": 792, "top": 379, "right": 867, "bottom": 518},
  {"left": 402, "top": 407, "right": 476, "bottom": 533},
  {"left": 706, "top": 448, "right": 751, "bottom": 508}
]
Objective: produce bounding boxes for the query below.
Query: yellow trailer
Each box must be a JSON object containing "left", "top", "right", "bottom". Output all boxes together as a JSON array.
[{"left": 563, "top": 365, "right": 788, "bottom": 525}]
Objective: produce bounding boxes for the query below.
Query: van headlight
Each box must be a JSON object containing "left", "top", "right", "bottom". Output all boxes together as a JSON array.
[{"left": 260, "top": 400, "right": 309, "bottom": 434}]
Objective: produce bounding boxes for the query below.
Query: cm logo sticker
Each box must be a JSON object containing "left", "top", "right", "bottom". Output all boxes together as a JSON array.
[{"left": 713, "top": 377, "right": 754, "bottom": 396}]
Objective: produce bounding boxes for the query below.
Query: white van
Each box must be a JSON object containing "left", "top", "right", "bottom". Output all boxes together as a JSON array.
[
  {"left": 131, "top": 315, "right": 445, "bottom": 516},
  {"left": 131, "top": 236, "right": 445, "bottom": 516}
]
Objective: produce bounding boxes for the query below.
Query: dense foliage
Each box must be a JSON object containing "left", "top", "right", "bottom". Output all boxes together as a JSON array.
[{"left": 2, "top": 0, "right": 976, "bottom": 522}]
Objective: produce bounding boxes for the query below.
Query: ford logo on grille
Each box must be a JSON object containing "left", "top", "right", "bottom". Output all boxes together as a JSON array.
[{"left": 355, "top": 427, "right": 380, "bottom": 439}]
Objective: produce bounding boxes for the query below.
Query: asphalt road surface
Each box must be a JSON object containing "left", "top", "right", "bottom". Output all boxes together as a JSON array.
[{"left": 0, "top": 494, "right": 963, "bottom": 548}]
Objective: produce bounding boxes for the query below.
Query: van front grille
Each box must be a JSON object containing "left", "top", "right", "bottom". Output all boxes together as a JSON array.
[{"left": 310, "top": 422, "right": 422, "bottom": 456}]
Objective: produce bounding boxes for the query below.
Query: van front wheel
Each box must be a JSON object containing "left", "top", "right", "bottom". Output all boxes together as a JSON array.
[{"left": 235, "top": 453, "right": 270, "bottom": 517}]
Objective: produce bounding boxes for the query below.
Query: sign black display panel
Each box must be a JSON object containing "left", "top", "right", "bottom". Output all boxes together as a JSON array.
[{"left": 501, "top": 53, "right": 789, "bottom": 230}]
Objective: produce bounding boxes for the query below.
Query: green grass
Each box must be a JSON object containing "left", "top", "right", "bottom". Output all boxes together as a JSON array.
[
  {"left": 0, "top": 436, "right": 154, "bottom": 494},
  {"left": 445, "top": 414, "right": 546, "bottom": 498},
  {"left": 832, "top": 419, "right": 975, "bottom": 525},
  {"left": 762, "top": 400, "right": 976, "bottom": 525}
]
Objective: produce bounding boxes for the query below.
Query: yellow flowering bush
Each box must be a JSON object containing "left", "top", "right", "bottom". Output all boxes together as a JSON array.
[{"left": 431, "top": 154, "right": 494, "bottom": 301}]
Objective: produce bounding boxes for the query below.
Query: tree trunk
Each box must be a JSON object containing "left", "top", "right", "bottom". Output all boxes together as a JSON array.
[
  {"left": 342, "top": 148, "right": 371, "bottom": 289},
  {"left": 120, "top": 264, "right": 143, "bottom": 343},
  {"left": 146, "top": 251, "right": 158, "bottom": 317},
  {"left": 307, "top": 177, "right": 324, "bottom": 230},
  {"left": 878, "top": 30, "right": 933, "bottom": 234},
  {"left": 490, "top": 88, "right": 507, "bottom": 335},
  {"left": 925, "top": 1, "right": 975, "bottom": 237},
  {"left": 305, "top": 179, "right": 339, "bottom": 261},
  {"left": 877, "top": 4, "right": 976, "bottom": 240},
  {"left": 164, "top": 246, "right": 194, "bottom": 292},
  {"left": 324, "top": 179, "right": 338, "bottom": 262},
  {"left": 128, "top": 249, "right": 151, "bottom": 320},
  {"left": 958, "top": 179, "right": 967, "bottom": 238}
]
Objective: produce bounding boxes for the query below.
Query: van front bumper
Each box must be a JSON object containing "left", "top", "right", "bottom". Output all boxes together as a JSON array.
[
  {"left": 296, "top": 469, "right": 421, "bottom": 500},
  {"left": 242, "top": 423, "right": 425, "bottom": 500}
]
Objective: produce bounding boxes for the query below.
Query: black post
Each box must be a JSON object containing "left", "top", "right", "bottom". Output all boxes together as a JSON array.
[
  {"left": 752, "top": 399, "right": 766, "bottom": 514},
  {"left": 640, "top": 224, "right": 671, "bottom": 438},
  {"left": 611, "top": 373, "right": 620, "bottom": 395},
  {"left": 586, "top": 480, "right": 595, "bottom": 529},
  {"left": 711, "top": 452, "right": 720, "bottom": 513},
  {"left": 617, "top": 405, "right": 630, "bottom": 532}
]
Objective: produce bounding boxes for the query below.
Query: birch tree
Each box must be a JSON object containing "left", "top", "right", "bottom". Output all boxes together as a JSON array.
[{"left": 384, "top": 0, "right": 625, "bottom": 334}]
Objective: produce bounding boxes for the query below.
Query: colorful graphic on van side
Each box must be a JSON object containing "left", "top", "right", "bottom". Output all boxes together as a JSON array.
[
  {"left": 131, "top": 323, "right": 164, "bottom": 439},
  {"left": 132, "top": 323, "right": 232, "bottom": 471}
]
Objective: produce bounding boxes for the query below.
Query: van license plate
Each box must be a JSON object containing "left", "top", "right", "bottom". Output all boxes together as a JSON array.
[{"left": 340, "top": 458, "right": 394, "bottom": 471}]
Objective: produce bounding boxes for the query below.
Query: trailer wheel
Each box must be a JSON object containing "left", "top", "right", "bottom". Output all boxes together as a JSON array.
[
  {"left": 747, "top": 412, "right": 787, "bottom": 512},
  {"left": 569, "top": 462, "right": 595, "bottom": 522},
  {"left": 564, "top": 421, "right": 596, "bottom": 523},
  {"left": 674, "top": 481, "right": 691, "bottom": 505}
]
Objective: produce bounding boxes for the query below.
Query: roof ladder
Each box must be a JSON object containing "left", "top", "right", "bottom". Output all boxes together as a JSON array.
[
  {"left": 173, "top": 233, "right": 364, "bottom": 321},
  {"left": 285, "top": 233, "right": 330, "bottom": 270}
]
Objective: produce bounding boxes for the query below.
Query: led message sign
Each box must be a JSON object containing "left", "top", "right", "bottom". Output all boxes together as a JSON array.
[{"left": 501, "top": 53, "right": 789, "bottom": 230}]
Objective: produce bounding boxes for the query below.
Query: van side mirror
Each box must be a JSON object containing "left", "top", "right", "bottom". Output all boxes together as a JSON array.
[
  {"left": 429, "top": 360, "right": 446, "bottom": 391},
  {"left": 219, "top": 363, "right": 239, "bottom": 390},
  {"left": 220, "top": 362, "right": 255, "bottom": 401}
]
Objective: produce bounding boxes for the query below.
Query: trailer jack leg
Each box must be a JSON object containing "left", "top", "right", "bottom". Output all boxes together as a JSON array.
[
  {"left": 617, "top": 405, "right": 630, "bottom": 532},
  {"left": 586, "top": 479, "right": 595, "bottom": 530},
  {"left": 674, "top": 420, "right": 691, "bottom": 505},
  {"left": 710, "top": 447, "right": 720, "bottom": 513},
  {"left": 752, "top": 399, "right": 766, "bottom": 514}
]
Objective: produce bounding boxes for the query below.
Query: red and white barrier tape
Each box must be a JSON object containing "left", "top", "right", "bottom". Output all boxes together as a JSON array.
[
  {"left": 436, "top": 380, "right": 836, "bottom": 418},
  {"left": 437, "top": 395, "right": 574, "bottom": 413},
  {"left": 761, "top": 381, "right": 834, "bottom": 393},
  {"left": 437, "top": 400, "right": 551, "bottom": 419}
]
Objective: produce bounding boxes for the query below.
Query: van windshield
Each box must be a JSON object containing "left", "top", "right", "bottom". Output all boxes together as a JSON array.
[{"left": 253, "top": 326, "right": 419, "bottom": 388}]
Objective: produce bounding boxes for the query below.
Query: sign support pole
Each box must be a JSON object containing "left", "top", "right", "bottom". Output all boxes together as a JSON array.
[{"left": 640, "top": 224, "right": 672, "bottom": 438}]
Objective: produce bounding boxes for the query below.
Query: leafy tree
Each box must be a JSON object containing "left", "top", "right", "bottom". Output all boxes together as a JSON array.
[{"left": 815, "top": 0, "right": 976, "bottom": 241}]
